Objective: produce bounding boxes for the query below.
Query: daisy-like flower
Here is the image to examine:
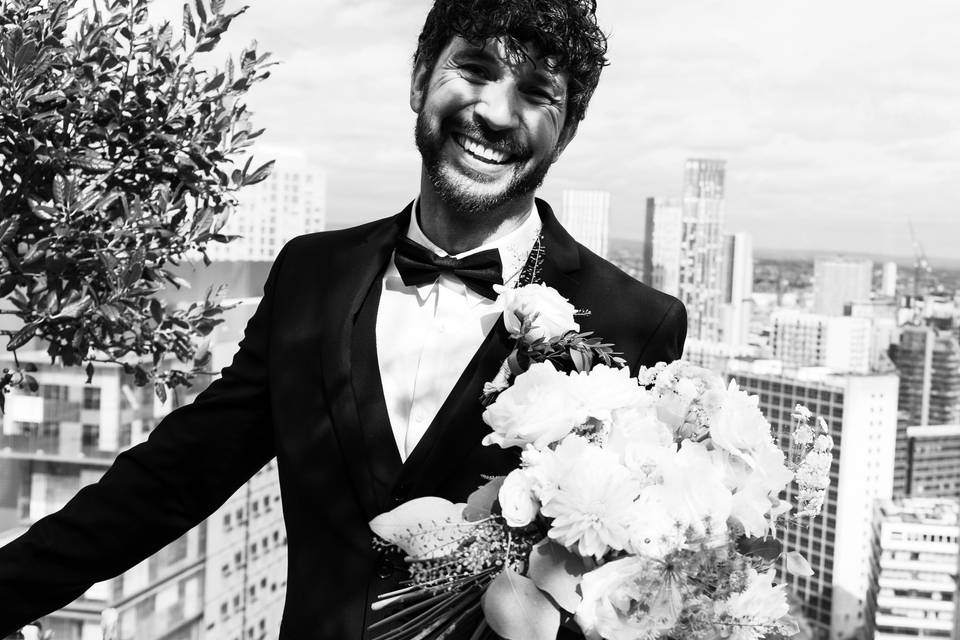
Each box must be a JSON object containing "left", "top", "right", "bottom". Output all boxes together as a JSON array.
[
  {"left": 717, "top": 568, "right": 791, "bottom": 640},
  {"left": 540, "top": 444, "right": 640, "bottom": 559}
]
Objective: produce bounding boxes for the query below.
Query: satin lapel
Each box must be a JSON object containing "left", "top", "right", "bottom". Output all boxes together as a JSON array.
[
  {"left": 395, "top": 316, "right": 513, "bottom": 499},
  {"left": 318, "top": 205, "right": 410, "bottom": 521},
  {"left": 396, "top": 199, "right": 584, "bottom": 499}
]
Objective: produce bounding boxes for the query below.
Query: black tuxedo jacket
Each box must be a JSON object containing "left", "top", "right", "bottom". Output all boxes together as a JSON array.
[{"left": 0, "top": 199, "right": 686, "bottom": 639}]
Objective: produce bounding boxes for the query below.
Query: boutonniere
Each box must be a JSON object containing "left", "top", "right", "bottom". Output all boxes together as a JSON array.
[{"left": 482, "top": 283, "right": 625, "bottom": 404}]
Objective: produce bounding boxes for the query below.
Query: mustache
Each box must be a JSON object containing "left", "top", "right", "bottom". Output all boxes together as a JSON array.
[{"left": 449, "top": 118, "right": 529, "bottom": 158}]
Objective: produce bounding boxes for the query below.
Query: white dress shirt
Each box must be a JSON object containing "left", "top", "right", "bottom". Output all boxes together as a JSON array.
[{"left": 376, "top": 203, "right": 542, "bottom": 461}]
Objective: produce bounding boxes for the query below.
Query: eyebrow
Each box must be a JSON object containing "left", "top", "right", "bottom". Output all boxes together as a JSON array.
[{"left": 454, "top": 46, "right": 565, "bottom": 93}]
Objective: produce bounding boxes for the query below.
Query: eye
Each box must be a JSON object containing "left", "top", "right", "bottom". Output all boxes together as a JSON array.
[
  {"left": 523, "top": 87, "right": 559, "bottom": 105},
  {"left": 459, "top": 63, "right": 489, "bottom": 80}
]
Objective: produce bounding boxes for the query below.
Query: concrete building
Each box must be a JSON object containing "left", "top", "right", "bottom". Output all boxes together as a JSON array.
[
  {"left": 0, "top": 352, "right": 204, "bottom": 640},
  {"left": 813, "top": 257, "right": 873, "bottom": 316},
  {"left": 207, "top": 151, "right": 325, "bottom": 262},
  {"left": 845, "top": 299, "right": 899, "bottom": 373},
  {"left": 678, "top": 159, "right": 726, "bottom": 342},
  {"left": 726, "top": 360, "right": 899, "bottom": 640},
  {"left": 645, "top": 197, "right": 682, "bottom": 296},
  {"left": 889, "top": 327, "right": 960, "bottom": 496},
  {"left": 559, "top": 189, "right": 610, "bottom": 259},
  {"left": 769, "top": 310, "right": 873, "bottom": 374},
  {"left": 865, "top": 498, "right": 956, "bottom": 639},
  {"left": 881, "top": 262, "right": 898, "bottom": 299},
  {"left": 719, "top": 232, "right": 753, "bottom": 346},
  {"left": 903, "top": 424, "right": 960, "bottom": 498}
]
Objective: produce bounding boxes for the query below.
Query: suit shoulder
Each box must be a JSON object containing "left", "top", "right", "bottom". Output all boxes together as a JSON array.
[
  {"left": 283, "top": 216, "right": 396, "bottom": 254},
  {"left": 576, "top": 245, "right": 682, "bottom": 316}
]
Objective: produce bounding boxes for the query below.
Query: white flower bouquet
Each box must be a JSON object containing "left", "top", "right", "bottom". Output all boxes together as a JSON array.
[{"left": 369, "top": 285, "right": 832, "bottom": 640}]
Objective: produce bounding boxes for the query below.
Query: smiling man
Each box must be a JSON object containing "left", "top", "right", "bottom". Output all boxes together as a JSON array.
[{"left": 0, "top": 1, "right": 686, "bottom": 639}]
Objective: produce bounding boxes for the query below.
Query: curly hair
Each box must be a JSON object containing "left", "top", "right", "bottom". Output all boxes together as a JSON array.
[{"left": 413, "top": 0, "right": 609, "bottom": 129}]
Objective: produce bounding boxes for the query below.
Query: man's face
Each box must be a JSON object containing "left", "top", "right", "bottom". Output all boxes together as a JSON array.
[{"left": 411, "top": 36, "right": 572, "bottom": 216}]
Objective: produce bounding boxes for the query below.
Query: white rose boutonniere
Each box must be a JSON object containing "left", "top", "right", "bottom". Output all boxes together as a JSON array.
[{"left": 498, "top": 283, "right": 579, "bottom": 343}]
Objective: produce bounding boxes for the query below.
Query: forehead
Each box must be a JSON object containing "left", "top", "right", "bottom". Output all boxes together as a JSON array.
[{"left": 441, "top": 36, "right": 567, "bottom": 84}]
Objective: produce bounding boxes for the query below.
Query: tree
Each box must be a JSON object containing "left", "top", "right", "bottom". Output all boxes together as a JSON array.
[{"left": 0, "top": 0, "right": 275, "bottom": 405}]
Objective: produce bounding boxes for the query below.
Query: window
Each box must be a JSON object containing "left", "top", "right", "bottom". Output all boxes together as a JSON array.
[
  {"left": 83, "top": 387, "right": 101, "bottom": 410},
  {"left": 82, "top": 424, "right": 99, "bottom": 449}
]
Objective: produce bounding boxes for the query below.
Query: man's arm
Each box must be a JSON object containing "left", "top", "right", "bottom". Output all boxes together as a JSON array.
[
  {"left": 636, "top": 298, "right": 688, "bottom": 367},
  {"left": 0, "top": 245, "right": 290, "bottom": 634}
]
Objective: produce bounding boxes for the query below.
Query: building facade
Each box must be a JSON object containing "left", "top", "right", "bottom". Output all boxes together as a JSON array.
[
  {"left": 559, "top": 189, "right": 610, "bottom": 259},
  {"left": 679, "top": 159, "right": 726, "bottom": 342},
  {"left": 645, "top": 197, "right": 682, "bottom": 296},
  {"left": 903, "top": 424, "right": 960, "bottom": 498},
  {"left": 719, "top": 231, "right": 754, "bottom": 346},
  {"left": 769, "top": 311, "right": 873, "bottom": 374},
  {"left": 726, "top": 361, "right": 899, "bottom": 640},
  {"left": 207, "top": 152, "right": 325, "bottom": 262},
  {"left": 812, "top": 257, "right": 873, "bottom": 317},
  {"left": 865, "top": 498, "right": 956, "bottom": 639}
]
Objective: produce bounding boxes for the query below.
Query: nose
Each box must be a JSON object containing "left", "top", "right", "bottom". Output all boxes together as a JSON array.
[{"left": 474, "top": 81, "right": 520, "bottom": 131}]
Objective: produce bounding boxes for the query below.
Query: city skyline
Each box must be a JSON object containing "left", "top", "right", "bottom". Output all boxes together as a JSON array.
[{"left": 170, "top": 0, "right": 960, "bottom": 260}]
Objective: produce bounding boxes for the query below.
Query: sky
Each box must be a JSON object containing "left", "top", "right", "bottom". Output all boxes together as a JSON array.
[{"left": 172, "top": 0, "right": 960, "bottom": 259}]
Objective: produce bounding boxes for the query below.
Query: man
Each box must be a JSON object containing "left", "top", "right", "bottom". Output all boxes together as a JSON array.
[{"left": 0, "top": 1, "right": 686, "bottom": 638}]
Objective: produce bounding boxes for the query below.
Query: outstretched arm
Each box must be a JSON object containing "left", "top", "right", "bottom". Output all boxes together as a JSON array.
[{"left": 0, "top": 246, "right": 289, "bottom": 634}]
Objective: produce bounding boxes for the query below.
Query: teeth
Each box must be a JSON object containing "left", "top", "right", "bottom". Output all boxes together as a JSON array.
[{"left": 456, "top": 135, "right": 509, "bottom": 163}]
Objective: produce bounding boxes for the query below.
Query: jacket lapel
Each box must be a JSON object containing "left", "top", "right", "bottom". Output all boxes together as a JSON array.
[
  {"left": 317, "top": 205, "right": 410, "bottom": 521},
  {"left": 396, "top": 198, "right": 584, "bottom": 499}
]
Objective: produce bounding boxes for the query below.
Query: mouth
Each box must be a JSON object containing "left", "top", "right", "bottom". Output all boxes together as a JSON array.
[{"left": 452, "top": 133, "right": 515, "bottom": 165}]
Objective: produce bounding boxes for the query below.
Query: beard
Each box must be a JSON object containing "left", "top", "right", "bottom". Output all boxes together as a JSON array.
[{"left": 415, "top": 112, "right": 555, "bottom": 218}]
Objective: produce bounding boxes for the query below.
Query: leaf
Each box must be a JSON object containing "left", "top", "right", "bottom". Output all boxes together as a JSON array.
[
  {"left": 150, "top": 298, "right": 163, "bottom": 324},
  {"left": 7, "top": 321, "right": 40, "bottom": 351},
  {"left": 369, "top": 497, "right": 469, "bottom": 560},
  {"left": 55, "top": 296, "right": 93, "bottom": 319},
  {"left": 481, "top": 568, "right": 560, "bottom": 640},
  {"left": 569, "top": 347, "right": 590, "bottom": 373},
  {"left": 527, "top": 539, "right": 587, "bottom": 613},
  {"left": 182, "top": 3, "right": 196, "bottom": 37},
  {"left": 194, "top": 0, "right": 207, "bottom": 24},
  {"left": 243, "top": 159, "right": 274, "bottom": 185},
  {"left": 463, "top": 476, "right": 504, "bottom": 521},
  {"left": 22, "top": 375, "right": 39, "bottom": 393},
  {"left": 735, "top": 535, "right": 783, "bottom": 562},
  {"left": 86, "top": 362, "right": 95, "bottom": 384},
  {"left": 13, "top": 39, "right": 37, "bottom": 69},
  {"left": 52, "top": 174, "right": 67, "bottom": 206},
  {"left": 785, "top": 551, "right": 814, "bottom": 577}
]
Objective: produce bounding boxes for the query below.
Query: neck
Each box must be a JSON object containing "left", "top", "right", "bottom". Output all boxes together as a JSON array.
[{"left": 417, "top": 172, "right": 535, "bottom": 254}]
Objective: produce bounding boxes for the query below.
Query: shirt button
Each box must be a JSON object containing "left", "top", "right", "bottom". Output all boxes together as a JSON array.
[{"left": 412, "top": 410, "right": 425, "bottom": 424}]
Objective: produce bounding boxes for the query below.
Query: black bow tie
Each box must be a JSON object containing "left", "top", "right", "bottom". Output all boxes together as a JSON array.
[{"left": 394, "top": 236, "right": 503, "bottom": 300}]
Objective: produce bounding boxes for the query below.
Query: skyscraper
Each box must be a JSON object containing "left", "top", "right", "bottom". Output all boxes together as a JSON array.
[
  {"left": 813, "top": 257, "right": 873, "bottom": 316},
  {"left": 679, "top": 159, "right": 726, "bottom": 342},
  {"left": 903, "top": 424, "right": 960, "bottom": 497},
  {"left": 719, "top": 231, "right": 754, "bottom": 346},
  {"left": 726, "top": 360, "right": 899, "bottom": 640},
  {"left": 865, "top": 498, "right": 957, "bottom": 639},
  {"left": 207, "top": 151, "right": 326, "bottom": 262},
  {"left": 559, "top": 189, "right": 610, "bottom": 258},
  {"left": 881, "top": 262, "right": 898, "bottom": 299},
  {"left": 769, "top": 310, "right": 873, "bottom": 374},
  {"left": 890, "top": 326, "right": 960, "bottom": 496},
  {"left": 646, "top": 197, "right": 682, "bottom": 296}
]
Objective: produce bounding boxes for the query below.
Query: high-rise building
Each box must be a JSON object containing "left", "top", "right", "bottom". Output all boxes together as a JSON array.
[
  {"left": 845, "top": 299, "right": 899, "bottom": 373},
  {"left": 646, "top": 197, "right": 682, "bottom": 296},
  {"left": 881, "top": 262, "right": 898, "bottom": 299},
  {"left": 207, "top": 151, "right": 326, "bottom": 262},
  {"left": 903, "top": 424, "right": 960, "bottom": 498},
  {"left": 865, "top": 498, "right": 957, "bottom": 639},
  {"left": 678, "top": 159, "right": 726, "bottom": 342},
  {"left": 719, "top": 232, "right": 753, "bottom": 346},
  {"left": 726, "top": 360, "right": 899, "bottom": 640},
  {"left": 889, "top": 326, "right": 960, "bottom": 496},
  {"left": 769, "top": 310, "right": 873, "bottom": 374},
  {"left": 0, "top": 353, "right": 207, "bottom": 640},
  {"left": 813, "top": 257, "right": 873, "bottom": 316},
  {"left": 559, "top": 189, "right": 610, "bottom": 258}
]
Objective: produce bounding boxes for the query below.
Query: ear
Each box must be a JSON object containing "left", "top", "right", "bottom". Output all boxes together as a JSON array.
[
  {"left": 409, "top": 61, "right": 430, "bottom": 113},
  {"left": 552, "top": 120, "right": 579, "bottom": 163}
]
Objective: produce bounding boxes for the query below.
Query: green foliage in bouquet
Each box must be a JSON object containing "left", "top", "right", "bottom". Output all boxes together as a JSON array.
[{"left": 0, "top": 0, "right": 274, "bottom": 404}]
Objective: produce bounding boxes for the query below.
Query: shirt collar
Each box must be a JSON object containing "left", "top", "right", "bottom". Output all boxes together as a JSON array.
[{"left": 406, "top": 198, "right": 542, "bottom": 287}]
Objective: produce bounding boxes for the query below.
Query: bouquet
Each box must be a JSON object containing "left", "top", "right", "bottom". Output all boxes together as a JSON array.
[{"left": 369, "top": 284, "right": 833, "bottom": 640}]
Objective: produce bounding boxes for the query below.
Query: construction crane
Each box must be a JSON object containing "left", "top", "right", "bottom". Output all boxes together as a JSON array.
[{"left": 907, "top": 218, "right": 943, "bottom": 298}]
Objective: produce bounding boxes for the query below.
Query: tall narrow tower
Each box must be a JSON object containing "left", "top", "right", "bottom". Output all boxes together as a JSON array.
[{"left": 679, "top": 159, "right": 726, "bottom": 342}]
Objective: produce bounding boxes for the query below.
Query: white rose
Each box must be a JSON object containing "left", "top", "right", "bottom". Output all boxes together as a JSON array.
[
  {"left": 567, "top": 364, "right": 645, "bottom": 423},
  {"left": 498, "top": 283, "right": 579, "bottom": 343},
  {"left": 482, "top": 362, "right": 586, "bottom": 449},
  {"left": 498, "top": 469, "right": 540, "bottom": 527},
  {"left": 710, "top": 379, "right": 773, "bottom": 457}
]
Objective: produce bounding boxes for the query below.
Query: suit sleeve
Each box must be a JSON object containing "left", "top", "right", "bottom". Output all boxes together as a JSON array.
[
  {"left": 636, "top": 299, "right": 688, "bottom": 367},
  {"left": 0, "top": 244, "right": 290, "bottom": 634}
]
